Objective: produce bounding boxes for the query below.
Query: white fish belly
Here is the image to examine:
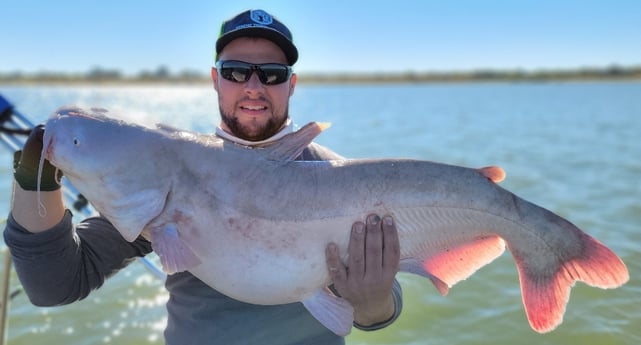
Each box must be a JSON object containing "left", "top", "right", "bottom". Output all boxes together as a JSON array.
[
  {"left": 182, "top": 214, "right": 355, "bottom": 305},
  {"left": 181, "top": 202, "right": 514, "bottom": 305}
]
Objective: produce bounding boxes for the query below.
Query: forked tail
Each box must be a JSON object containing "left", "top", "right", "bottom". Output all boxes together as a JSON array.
[{"left": 512, "top": 231, "right": 629, "bottom": 332}]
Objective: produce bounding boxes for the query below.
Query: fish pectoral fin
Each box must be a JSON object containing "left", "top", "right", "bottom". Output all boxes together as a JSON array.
[
  {"left": 402, "top": 235, "right": 506, "bottom": 295},
  {"left": 302, "top": 287, "right": 353, "bottom": 336},
  {"left": 104, "top": 188, "right": 168, "bottom": 242},
  {"left": 150, "top": 223, "right": 201, "bottom": 275}
]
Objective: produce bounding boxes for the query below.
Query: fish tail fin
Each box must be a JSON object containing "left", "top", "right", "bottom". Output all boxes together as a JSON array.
[
  {"left": 400, "top": 235, "right": 507, "bottom": 296},
  {"left": 514, "top": 232, "right": 629, "bottom": 333}
]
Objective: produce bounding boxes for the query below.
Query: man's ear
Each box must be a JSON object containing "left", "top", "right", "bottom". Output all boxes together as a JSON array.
[
  {"left": 211, "top": 67, "right": 219, "bottom": 92},
  {"left": 289, "top": 73, "right": 297, "bottom": 96}
]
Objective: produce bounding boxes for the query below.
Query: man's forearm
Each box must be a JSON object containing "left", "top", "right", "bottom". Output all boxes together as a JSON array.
[
  {"left": 4, "top": 208, "right": 153, "bottom": 306},
  {"left": 10, "top": 183, "right": 65, "bottom": 232}
]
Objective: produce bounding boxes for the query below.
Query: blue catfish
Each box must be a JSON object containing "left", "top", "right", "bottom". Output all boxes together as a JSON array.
[{"left": 41, "top": 107, "right": 628, "bottom": 336}]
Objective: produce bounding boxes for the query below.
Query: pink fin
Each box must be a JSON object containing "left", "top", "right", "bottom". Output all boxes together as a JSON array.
[
  {"left": 401, "top": 236, "right": 506, "bottom": 295},
  {"left": 400, "top": 258, "right": 450, "bottom": 295},
  {"left": 514, "top": 233, "right": 629, "bottom": 333},
  {"left": 477, "top": 166, "right": 506, "bottom": 183},
  {"left": 424, "top": 236, "right": 506, "bottom": 290},
  {"left": 150, "top": 223, "right": 201, "bottom": 275}
]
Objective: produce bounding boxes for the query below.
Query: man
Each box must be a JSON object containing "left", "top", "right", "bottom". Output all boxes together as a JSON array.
[{"left": 5, "top": 9, "right": 403, "bottom": 344}]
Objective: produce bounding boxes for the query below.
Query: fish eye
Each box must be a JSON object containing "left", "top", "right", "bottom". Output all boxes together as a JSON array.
[{"left": 73, "top": 138, "right": 80, "bottom": 146}]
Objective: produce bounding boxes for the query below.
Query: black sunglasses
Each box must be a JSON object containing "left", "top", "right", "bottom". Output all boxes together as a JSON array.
[{"left": 215, "top": 60, "right": 293, "bottom": 85}]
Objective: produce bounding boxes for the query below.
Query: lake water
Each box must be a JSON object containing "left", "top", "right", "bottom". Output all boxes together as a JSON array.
[{"left": 0, "top": 81, "right": 639, "bottom": 344}]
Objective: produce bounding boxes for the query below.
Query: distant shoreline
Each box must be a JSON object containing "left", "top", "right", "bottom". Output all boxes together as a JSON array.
[{"left": 2, "top": 65, "right": 640, "bottom": 85}]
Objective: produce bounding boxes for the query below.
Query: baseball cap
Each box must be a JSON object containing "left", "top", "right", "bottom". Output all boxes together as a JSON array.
[{"left": 216, "top": 9, "right": 299, "bottom": 65}]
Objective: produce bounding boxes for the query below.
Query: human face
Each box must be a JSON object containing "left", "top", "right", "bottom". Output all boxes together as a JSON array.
[{"left": 211, "top": 37, "right": 297, "bottom": 141}]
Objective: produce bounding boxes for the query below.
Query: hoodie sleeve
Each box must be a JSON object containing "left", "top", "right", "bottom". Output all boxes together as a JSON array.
[{"left": 3, "top": 210, "right": 152, "bottom": 306}]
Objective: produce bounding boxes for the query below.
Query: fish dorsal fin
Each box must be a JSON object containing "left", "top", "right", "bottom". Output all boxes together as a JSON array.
[{"left": 265, "top": 122, "right": 330, "bottom": 162}]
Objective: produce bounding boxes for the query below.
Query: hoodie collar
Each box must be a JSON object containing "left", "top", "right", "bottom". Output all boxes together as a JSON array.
[{"left": 215, "top": 118, "right": 294, "bottom": 147}]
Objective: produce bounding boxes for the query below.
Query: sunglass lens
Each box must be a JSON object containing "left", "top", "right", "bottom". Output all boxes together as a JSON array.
[
  {"left": 257, "top": 66, "right": 290, "bottom": 85},
  {"left": 229, "top": 69, "right": 250, "bottom": 82}
]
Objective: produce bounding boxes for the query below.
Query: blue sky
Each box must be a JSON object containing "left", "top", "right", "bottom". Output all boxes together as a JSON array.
[{"left": 2, "top": 0, "right": 640, "bottom": 75}]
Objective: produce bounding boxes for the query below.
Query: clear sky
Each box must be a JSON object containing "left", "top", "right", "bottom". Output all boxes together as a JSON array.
[{"left": 2, "top": 0, "right": 640, "bottom": 75}]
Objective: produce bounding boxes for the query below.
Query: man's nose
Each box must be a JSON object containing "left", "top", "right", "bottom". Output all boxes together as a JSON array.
[{"left": 244, "top": 72, "right": 265, "bottom": 92}]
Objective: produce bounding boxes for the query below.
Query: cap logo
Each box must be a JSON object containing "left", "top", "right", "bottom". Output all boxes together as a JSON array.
[{"left": 250, "top": 10, "right": 273, "bottom": 25}]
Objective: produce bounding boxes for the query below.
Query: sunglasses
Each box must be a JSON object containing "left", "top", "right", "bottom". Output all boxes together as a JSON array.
[{"left": 215, "top": 60, "right": 293, "bottom": 85}]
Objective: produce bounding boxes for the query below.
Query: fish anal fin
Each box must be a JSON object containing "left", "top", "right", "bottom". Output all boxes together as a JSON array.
[
  {"left": 301, "top": 287, "right": 353, "bottom": 336},
  {"left": 515, "top": 232, "right": 629, "bottom": 333},
  {"left": 266, "top": 122, "right": 330, "bottom": 162},
  {"left": 150, "top": 223, "right": 201, "bottom": 275},
  {"left": 402, "top": 235, "right": 506, "bottom": 294},
  {"left": 400, "top": 258, "right": 450, "bottom": 295}
]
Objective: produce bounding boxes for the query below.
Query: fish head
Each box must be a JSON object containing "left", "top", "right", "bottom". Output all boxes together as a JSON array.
[
  {"left": 44, "top": 106, "right": 152, "bottom": 180},
  {"left": 44, "top": 106, "right": 171, "bottom": 241}
]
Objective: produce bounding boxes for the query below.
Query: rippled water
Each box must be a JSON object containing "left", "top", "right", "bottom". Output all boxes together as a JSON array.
[{"left": 1, "top": 81, "right": 639, "bottom": 344}]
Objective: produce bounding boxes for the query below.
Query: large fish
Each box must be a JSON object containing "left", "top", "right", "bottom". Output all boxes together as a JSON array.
[{"left": 42, "top": 107, "right": 628, "bottom": 336}]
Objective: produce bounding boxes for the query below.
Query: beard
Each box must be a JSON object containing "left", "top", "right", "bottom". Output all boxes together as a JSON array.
[{"left": 219, "top": 105, "right": 288, "bottom": 142}]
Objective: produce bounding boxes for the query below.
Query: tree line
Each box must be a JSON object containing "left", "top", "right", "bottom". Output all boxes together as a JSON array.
[{"left": 2, "top": 64, "right": 640, "bottom": 84}]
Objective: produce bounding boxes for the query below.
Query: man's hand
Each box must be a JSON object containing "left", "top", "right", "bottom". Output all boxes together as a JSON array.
[
  {"left": 326, "top": 214, "right": 400, "bottom": 326},
  {"left": 14, "top": 124, "right": 61, "bottom": 191},
  {"left": 11, "top": 125, "right": 65, "bottom": 232}
]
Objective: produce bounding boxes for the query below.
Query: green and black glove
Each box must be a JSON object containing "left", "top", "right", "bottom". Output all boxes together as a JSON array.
[{"left": 13, "top": 124, "right": 61, "bottom": 191}]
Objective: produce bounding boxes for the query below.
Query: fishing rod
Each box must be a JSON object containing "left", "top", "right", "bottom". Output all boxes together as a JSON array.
[{"left": 0, "top": 94, "right": 165, "bottom": 344}]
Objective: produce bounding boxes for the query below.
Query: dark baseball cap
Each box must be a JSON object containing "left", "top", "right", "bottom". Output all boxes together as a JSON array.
[{"left": 216, "top": 9, "right": 298, "bottom": 65}]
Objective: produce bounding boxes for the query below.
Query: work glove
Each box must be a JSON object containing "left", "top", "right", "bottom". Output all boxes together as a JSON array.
[{"left": 13, "top": 124, "right": 61, "bottom": 191}]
